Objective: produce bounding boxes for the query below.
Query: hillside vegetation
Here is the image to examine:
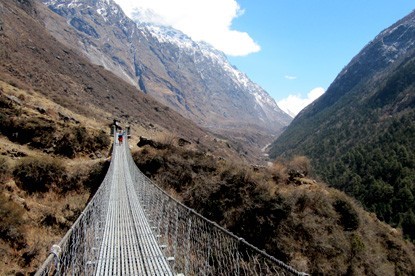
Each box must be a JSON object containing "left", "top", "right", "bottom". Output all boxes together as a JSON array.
[
  {"left": 133, "top": 141, "right": 415, "bottom": 275},
  {"left": 0, "top": 1, "right": 259, "bottom": 273},
  {"left": 269, "top": 14, "right": 415, "bottom": 242},
  {"left": 0, "top": 84, "right": 111, "bottom": 274},
  {"left": 1, "top": 0, "right": 415, "bottom": 275}
]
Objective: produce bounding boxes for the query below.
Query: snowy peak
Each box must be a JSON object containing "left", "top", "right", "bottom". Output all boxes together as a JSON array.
[
  {"left": 141, "top": 24, "right": 200, "bottom": 52},
  {"left": 375, "top": 11, "right": 415, "bottom": 63},
  {"left": 41, "top": 0, "right": 292, "bottom": 149},
  {"left": 141, "top": 24, "right": 286, "bottom": 120},
  {"left": 44, "top": 0, "right": 125, "bottom": 25}
]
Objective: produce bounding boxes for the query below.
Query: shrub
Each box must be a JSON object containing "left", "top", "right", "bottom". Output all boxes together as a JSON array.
[
  {"left": 13, "top": 157, "right": 66, "bottom": 193},
  {"left": 21, "top": 245, "right": 40, "bottom": 267},
  {"left": 0, "top": 107, "right": 20, "bottom": 136},
  {"left": 13, "top": 117, "right": 56, "bottom": 148},
  {"left": 83, "top": 160, "right": 110, "bottom": 194},
  {"left": 55, "top": 127, "right": 110, "bottom": 158},
  {"left": 0, "top": 156, "right": 10, "bottom": 183},
  {"left": 232, "top": 193, "right": 291, "bottom": 252},
  {"left": 271, "top": 161, "right": 288, "bottom": 183},
  {"left": 0, "top": 192, "right": 26, "bottom": 249},
  {"left": 55, "top": 127, "right": 88, "bottom": 158},
  {"left": 92, "top": 130, "right": 111, "bottom": 151},
  {"left": 55, "top": 132, "right": 78, "bottom": 158},
  {"left": 139, "top": 155, "right": 165, "bottom": 176},
  {"left": 159, "top": 133, "right": 176, "bottom": 148},
  {"left": 333, "top": 199, "right": 359, "bottom": 231},
  {"left": 288, "top": 155, "right": 312, "bottom": 177}
]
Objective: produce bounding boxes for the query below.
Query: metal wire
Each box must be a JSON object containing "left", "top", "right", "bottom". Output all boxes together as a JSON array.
[{"left": 35, "top": 131, "right": 308, "bottom": 276}]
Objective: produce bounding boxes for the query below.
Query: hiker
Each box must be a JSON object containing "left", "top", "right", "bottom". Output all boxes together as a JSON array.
[{"left": 118, "top": 132, "right": 123, "bottom": 145}]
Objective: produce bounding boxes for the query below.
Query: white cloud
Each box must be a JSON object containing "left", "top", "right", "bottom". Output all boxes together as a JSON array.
[
  {"left": 113, "top": 0, "right": 260, "bottom": 56},
  {"left": 284, "top": 75, "right": 297, "bottom": 80},
  {"left": 277, "top": 87, "right": 325, "bottom": 117}
]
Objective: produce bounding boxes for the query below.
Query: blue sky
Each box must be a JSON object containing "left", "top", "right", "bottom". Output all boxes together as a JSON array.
[
  {"left": 228, "top": 1, "right": 414, "bottom": 115},
  {"left": 114, "top": 0, "right": 414, "bottom": 115}
]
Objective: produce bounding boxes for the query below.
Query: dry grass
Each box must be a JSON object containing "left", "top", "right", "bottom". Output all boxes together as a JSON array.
[
  {"left": 0, "top": 158, "right": 95, "bottom": 274},
  {"left": 0, "top": 80, "right": 110, "bottom": 131},
  {"left": 133, "top": 146, "right": 415, "bottom": 274},
  {"left": 0, "top": 81, "right": 114, "bottom": 274},
  {"left": 288, "top": 155, "right": 311, "bottom": 176}
]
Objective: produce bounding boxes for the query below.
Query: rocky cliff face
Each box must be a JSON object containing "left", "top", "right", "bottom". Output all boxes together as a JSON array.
[{"left": 41, "top": 0, "right": 291, "bottom": 149}]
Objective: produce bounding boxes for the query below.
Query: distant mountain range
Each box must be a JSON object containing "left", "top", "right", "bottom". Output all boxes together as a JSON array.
[
  {"left": 0, "top": 0, "right": 236, "bottom": 158},
  {"left": 269, "top": 10, "right": 415, "bottom": 240},
  {"left": 1, "top": 1, "right": 415, "bottom": 274},
  {"left": 41, "top": 0, "right": 291, "bottom": 150}
]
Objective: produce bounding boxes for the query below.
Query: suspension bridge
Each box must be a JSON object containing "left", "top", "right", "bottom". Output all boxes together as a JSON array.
[{"left": 35, "top": 131, "right": 308, "bottom": 275}]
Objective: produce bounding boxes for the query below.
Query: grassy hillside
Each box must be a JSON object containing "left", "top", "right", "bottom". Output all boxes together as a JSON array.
[
  {"left": 132, "top": 142, "right": 415, "bottom": 275},
  {"left": 268, "top": 12, "right": 415, "bottom": 242},
  {"left": 0, "top": 83, "right": 111, "bottom": 274},
  {"left": 1, "top": 1, "right": 415, "bottom": 275},
  {"left": 269, "top": 52, "right": 415, "bottom": 242}
]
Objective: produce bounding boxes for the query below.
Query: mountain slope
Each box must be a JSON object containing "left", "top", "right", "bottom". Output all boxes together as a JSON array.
[
  {"left": 132, "top": 138, "right": 415, "bottom": 275},
  {"left": 269, "top": 10, "right": 415, "bottom": 240},
  {"left": 40, "top": 0, "right": 291, "bottom": 150},
  {"left": 0, "top": 0, "right": 251, "bottom": 161},
  {"left": 1, "top": 1, "right": 415, "bottom": 275},
  {"left": 0, "top": 1, "right": 256, "bottom": 273}
]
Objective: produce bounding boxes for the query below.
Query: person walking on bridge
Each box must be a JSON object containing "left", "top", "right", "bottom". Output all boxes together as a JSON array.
[{"left": 118, "top": 131, "right": 123, "bottom": 145}]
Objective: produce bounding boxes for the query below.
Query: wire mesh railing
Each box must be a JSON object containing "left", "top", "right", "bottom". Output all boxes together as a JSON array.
[
  {"left": 124, "top": 135, "right": 307, "bottom": 276},
  {"left": 34, "top": 135, "right": 116, "bottom": 276},
  {"left": 35, "top": 131, "right": 308, "bottom": 275}
]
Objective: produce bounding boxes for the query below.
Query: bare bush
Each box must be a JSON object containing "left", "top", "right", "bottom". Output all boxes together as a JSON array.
[
  {"left": 13, "top": 157, "right": 66, "bottom": 193},
  {"left": 0, "top": 193, "right": 26, "bottom": 249},
  {"left": 159, "top": 133, "right": 176, "bottom": 148},
  {"left": 288, "top": 155, "right": 312, "bottom": 176},
  {"left": 271, "top": 161, "right": 288, "bottom": 183},
  {"left": 0, "top": 156, "right": 10, "bottom": 183}
]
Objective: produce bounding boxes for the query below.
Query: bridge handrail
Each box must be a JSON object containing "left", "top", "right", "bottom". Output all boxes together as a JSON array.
[
  {"left": 123, "top": 136, "right": 308, "bottom": 276},
  {"left": 35, "top": 131, "right": 309, "bottom": 275},
  {"left": 35, "top": 132, "right": 118, "bottom": 276}
]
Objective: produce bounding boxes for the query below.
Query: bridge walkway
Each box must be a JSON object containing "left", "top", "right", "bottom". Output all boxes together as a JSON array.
[
  {"left": 35, "top": 132, "right": 308, "bottom": 276},
  {"left": 94, "top": 141, "right": 172, "bottom": 275}
]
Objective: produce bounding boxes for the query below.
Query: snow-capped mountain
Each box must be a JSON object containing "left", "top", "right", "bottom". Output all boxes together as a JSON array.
[
  {"left": 41, "top": 0, "right": 292, "bottom": 146},
  {"left": 144, "top": 24, "right": 289, "bottom": 126}
]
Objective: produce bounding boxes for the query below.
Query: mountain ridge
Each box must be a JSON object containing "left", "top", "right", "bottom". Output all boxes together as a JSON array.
[
  {"left": 1, "top": 1, "right": 415, "bottom": 274},
  {"left": 295, "top": 9, "right": 415, "bottom": 122},
  {"left": 269, "top": 9, "right": 415, "bottom": 241},
  {"left": 41, "top": 0, "right": 291, "bottom": 150}
]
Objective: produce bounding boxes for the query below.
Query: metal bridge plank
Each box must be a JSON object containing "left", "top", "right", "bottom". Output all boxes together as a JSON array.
[{"left": 94, "top": 141, "right": 172, "bottom": 275}]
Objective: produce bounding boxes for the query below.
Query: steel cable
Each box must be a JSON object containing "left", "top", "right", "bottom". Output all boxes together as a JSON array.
[{"left": 35, "top": 132, "right": 308, "bottom": 276}]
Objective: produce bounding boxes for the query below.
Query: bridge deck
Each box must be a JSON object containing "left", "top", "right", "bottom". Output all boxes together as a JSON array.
[
  {"left": 95, "top": 142, "right": 172, "bottom": 275},
  {"left": 35, "top": 133, "right": 307, "bottom": 276}
]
